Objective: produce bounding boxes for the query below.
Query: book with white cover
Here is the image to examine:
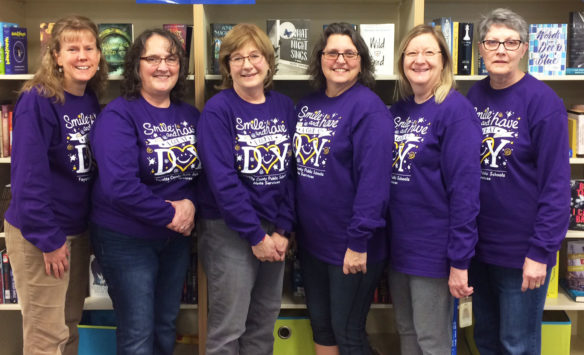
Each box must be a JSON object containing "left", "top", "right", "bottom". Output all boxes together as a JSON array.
[{"left": 359, "top": 23, "right": 395, "bottom": 76}]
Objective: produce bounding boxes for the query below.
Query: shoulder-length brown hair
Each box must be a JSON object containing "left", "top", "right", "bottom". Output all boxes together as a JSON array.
[
  {"left": 121, "top": 28, "right": 188, "bottom": 102},
  {"left": 20, "top": 15, "right": 108, "bottom": 103},
  {"left": 217, "top": 23, "right": 276, "bottom": 91},
  {"left": 307, "top": 22, "right": 375, "bottom": 91},
  {"left": 395, "top": 24, "right": 455, "bottom": 104}
]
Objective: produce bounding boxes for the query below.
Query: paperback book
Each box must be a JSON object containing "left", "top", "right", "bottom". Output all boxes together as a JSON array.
[
  {"left": 432, "top": 17, "right": 453, "bottom": 59},
  {"left": 98, "top": 23, "right": 133, "bottom": 75},
  {"left": 89, "top": 254, "right": 109, "bottom": 298},
  {"left": 359, "top": 23, "right": 395, "bottom": 76},
  {"left": 266, "top": 19, "right": 311, "bottom": 75},
  {"left": 3, "top": 27, "right": 28, "bottom": 74},
  {"left": 0, "top": 23, "right": 18, "bottom": 74},
  {"left": 567, "top": 239, "right": 584, "bottom": 291},
  {"left": 210, "top": 23, "right": 234, "bottom": 74},
  {"left": 568, "top": 11, "right": 584, "bottom": 75},
  {"left": 570, "top": 180, "right": 584, "bottom": 230},
  {"left": 528, "top": 23, "right": 567, "bottom": 76}
]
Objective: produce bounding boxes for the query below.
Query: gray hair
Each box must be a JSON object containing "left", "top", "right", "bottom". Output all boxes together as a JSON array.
[{"left": 477, "top": 8, "right": 528, "bottom": 42}]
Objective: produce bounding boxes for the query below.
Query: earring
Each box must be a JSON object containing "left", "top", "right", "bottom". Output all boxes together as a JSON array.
[
  {"left": 96, "top": 66, "right": 100, "bottom": 71},
  {"left": 58, "top": 66, "right": 63, "bottom": 73}
]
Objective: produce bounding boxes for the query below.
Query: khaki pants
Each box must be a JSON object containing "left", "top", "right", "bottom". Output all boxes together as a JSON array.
[{"left": 4, "top": 221, "right": 90, "bottom": 355}]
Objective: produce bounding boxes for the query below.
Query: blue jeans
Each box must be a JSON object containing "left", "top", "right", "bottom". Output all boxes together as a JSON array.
[
  {"left": 90, "top": 224, "right": 190, "bottom": 355},
  {"left": 299, "top": 248, "right": 386, "bottom": 355},
  {"left": 469, "top": 259, "right": 551, "bottom": 355}
]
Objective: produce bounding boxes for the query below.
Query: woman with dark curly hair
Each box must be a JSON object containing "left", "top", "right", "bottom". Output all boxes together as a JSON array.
[
  {"left": 89, "top": 28, "right": 201, "bottom": 355},
  {"left": 294, "top": 22, "right": 393, "bottom": 354}
]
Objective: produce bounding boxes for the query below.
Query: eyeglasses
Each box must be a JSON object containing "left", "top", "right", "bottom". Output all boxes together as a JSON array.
[
  {"left": 481, "top": 40, "right": 523, "bottom": 51},
  {"left": 321, "top": 51, "right": 360, "bottom": 61},
  {"left": 229, "top": 53, "right": 264, "bottom": 66},
  {"left": 404, "top": 50, "right": 441, "bottom": 58},
  {"left": 140, "top": 55, "right": 179, "bottom": 66}
]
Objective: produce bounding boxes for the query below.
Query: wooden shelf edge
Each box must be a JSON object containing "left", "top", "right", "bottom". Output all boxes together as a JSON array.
[{"left": 567, "top": 230, "right": 584, "bottom": 239}]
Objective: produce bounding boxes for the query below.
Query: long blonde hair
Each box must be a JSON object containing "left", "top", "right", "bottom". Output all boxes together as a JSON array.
[
  {"left": 20, "top": 15, "right": 108, "bottom": 103},
  {"left": 395, "top": 24, "right": 455, "bottom": 104}
]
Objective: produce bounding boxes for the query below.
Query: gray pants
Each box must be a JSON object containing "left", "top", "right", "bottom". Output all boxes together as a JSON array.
[
  {"left": 389, "top": 268, "right": 453, "bottom": 355},
  {"left": 198, "top": 218, "right": 285, "bottom": 355}
]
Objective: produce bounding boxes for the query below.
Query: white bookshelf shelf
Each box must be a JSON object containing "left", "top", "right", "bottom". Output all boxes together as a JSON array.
[
  {"left": 0, "top": 158, "right": 10, "bottom": 164},
  {"left": 567, "top": 230, "right": 584, "bottom": 239},
  {"left": 545, "top": 287, "right": 584, "bottom": 311},
  {"left": 571, "top": 158, "right": 584, "bottom": 165}
]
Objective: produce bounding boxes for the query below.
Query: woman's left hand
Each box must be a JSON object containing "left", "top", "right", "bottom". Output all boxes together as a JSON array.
[
  {"left": 166, "top": 199, "right": 195, "bottom": 236},
  {"left": 270, "top": 232, "right": 289, "bottom": 261},
  {"left": 343, "top": 248, "right": 367, "bottom": 275},
  {"left": 448, "top": 267, "right": 473, "bottom": 299},
  {"left": 521, "top": 257, "right": 547, "bottom": 292}
]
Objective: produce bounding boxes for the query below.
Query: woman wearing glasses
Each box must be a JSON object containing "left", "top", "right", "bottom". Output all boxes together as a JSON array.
[
  {"left": 467, "top": 8, "right": 569, "bottom": 354},
  {"left": 388, "top": 24, "right": 481, "bottom": 354},
  {"left": 89, "top": 29, "right": 201, "bottom": 355},
  {"left": 196, "top": 23, "right": 294, "bottom": 355},
  {"left": 294, "top": 22, "right": 393, "bottom": 354}
]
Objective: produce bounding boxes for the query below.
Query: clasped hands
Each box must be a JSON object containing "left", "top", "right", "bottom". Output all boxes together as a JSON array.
[
  {"left": 166, "top": 199, "right": 195, "bottom": 236},
  {"left": 251, "top": 232, "right": 288, "bottom": 262}
]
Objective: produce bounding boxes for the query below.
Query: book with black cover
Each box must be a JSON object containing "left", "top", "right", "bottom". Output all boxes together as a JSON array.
[
  {"left": 210, "top": 24, "right": 234, "bottom": 75},
  {"left": 568, "top": 11, "right": 584, "bottom": 74},
  {"left": 457, "top": 23, "right": 473, "bottom": 75},
  {"left": 266, "top": 19, "right": 310, "bottom": 75}
]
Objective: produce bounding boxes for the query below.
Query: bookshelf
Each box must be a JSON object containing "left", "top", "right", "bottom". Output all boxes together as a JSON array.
[{"left": 1, "top": 0, "right": 584, "bottom": 354}]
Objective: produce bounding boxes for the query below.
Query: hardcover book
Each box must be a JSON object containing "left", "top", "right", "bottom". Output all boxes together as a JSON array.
[
  {"left": 40, "top": 22, "right": 55, "bottom": 57},
  {"left": 98, "top": 23, "right": 133, "bottom": 75},
  {"left": 3, "top": 27, "right": 28, "bottom": 74},
  {"left": 89, "top": 254, "right": 109, "bottom": 298},
  {"left": 568, "top": 11, "right": 584, "bottom": 75},
  {"left": 163, "top": 24, "right": 193, "bottom": 74},
  {"left": 210, "top": 23, "right": 234, "bottom": 74},
  {"left": 359, "top": 23, "right": 395, "bottom": 76},
  {"left": 570, "top": 180, "right": 584, "bottom": 230},
  {"left": 1, "top": 104, "right": 12, "bottom": 157},
  {"left": 568, "top": 109, "right": 584, "bottom": 156},
  {"left": 266, "top": 19, "right": 311, "bottom": 75},
  {"left": 457, "top": 22, "right": 473, "bottom": 75},
  {"left": 528, "top": 23, "right": 567, "bottom": 76},
  {"left": 567, "top": 239, "right": 584, "bottom": 294},
  {"left": 0, "top": 23, "right": 18, "bottom": 75},
  {"left": 432, "top": 17, "right": 453, "bottom": 58}
]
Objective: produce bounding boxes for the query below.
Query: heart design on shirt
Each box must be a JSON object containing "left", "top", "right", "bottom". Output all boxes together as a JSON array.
[
  {"left": 254, "top": 144, "right": 280, "bottom": 174},
  {"left": 168, "top": 145, "right": 198, "bottom": 172},
  {"left": 294, "top": 134, "right": 318, "bottom": 165}
]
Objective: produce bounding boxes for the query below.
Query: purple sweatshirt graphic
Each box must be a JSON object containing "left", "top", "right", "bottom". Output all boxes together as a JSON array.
[
  {"left": 196, "top": 89, "right": 295, "bottom": 245},
  {"left": 90, "top": 96, "right": 201, "bottom": 239},
  {"left": 6, "top": 88, "right": 99, "bottom": 252},
  {"left": 390, "top": 90, "right": 481, "bottom": 278},
  {"left": 294, "top": 83, "right": 393, "bottom": 266},
  {"left": 467, "top": 74, "right": 570, "bottom": 269}
]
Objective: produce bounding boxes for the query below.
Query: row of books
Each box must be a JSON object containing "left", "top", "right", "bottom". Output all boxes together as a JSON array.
[
  {"left": 0, "top": 250, "right": 18, "bottom": 304},
  {"left": 563, "top": 240, "right": 584, "bottom": 302},
  {"left": 211, "top": 21, "right": 395, "bottom": 76},
  {"left": 432, "top": 11, "right": 583, "bottom": 76}
]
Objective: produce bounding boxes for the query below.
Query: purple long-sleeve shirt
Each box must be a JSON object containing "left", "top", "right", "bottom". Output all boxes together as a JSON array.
[
  {"left": 390, "top": 90, "right": 481, "bottom": 278},
  {"left": 90, "top": 96, "right": 201, "bottom": 239},
  {"left": 196, "top": 89, "right": 295, "bottom": 245},
  {"left": 5, "top": 88, "right": 99, "bottom": 252},
  {"left": 467, "top": 74, "right": 570, "bottom": 269},
  {"left": 294, "top": 83, "right": 393, "bottom": 266}
]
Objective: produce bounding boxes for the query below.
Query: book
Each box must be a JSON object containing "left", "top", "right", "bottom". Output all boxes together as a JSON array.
[
  {"left": 98, "top": 23, "right": 133, "bottom": 75},
  {"left": 528, "top": 23, "right": 568, "bottom": 76},
  {"left": 432, "top": 17, "right": 453, "bottom": 58},
  {"left": 561, "top": 279, "right": 584, "bottom": 302},
  {"left": 452, "top": 21, "right": 459, "bottom": 74},
  {"left": 547, "top": 251, "right": 559, "bottom": 298},
  {"left": 570, "top": 180, "right": 584, "bottom": 230},
  {"left": 1, "top": 250, "right": 11, "bottom": 303},
  {"left": 569, "top": 109, "right": 584, "bottom": 156},
  {"left": 567, "top": 240, "right": 584, "bottom": 291},
  {"left": 210, "top": 23, "right": 234, "bottom": 74},
  {"left": 0, "top": 23, "right": 18, "bottom": 75},
  {"left": 1, "top": 104, "right": 12, "bottom": 157},
  {"left": 358, "top": 23, "right": 395, "bottom": 76},
  {"left": 568, "top": 11, "right": 584, "bottom": 75},
  {"left": 163, "top": 24, "right": 193, "bottom": 74},
  {"left": 266, "top": 19, "right": 311, "bottom": 75},
  {"left": 478, "top": 56, "right": 488, "bottom": 75},
  {"left": 457, "top": 22, "right": 473, "bottom": 75},
  {"left": 0, "top": 184, "right": 11, "bottom": 233},
  {"left": 3, "top": 27, "right": 28, "bottom": 74},
  {"left": 40, "top": 22, "right": 55, "bottom": 57}
]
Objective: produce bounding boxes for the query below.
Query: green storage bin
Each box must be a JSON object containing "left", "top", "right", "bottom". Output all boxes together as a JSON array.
[
  {"left": 542, "top": 310, "right": 571, "bottom": 355},
  {"left": 273, "top": 317, "right": 316, "bottom": 355}
]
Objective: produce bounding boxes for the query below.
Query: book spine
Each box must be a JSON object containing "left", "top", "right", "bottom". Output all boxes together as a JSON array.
[
  {"left": 452, "top": 22, "right": 459, "bottom": 75},
  {"left": 458, "top": 23, "right": 473, "bottom": 75},
  {"left": 2, "top": 105, "right": 9, "bottom": 157},
  {"left": 2, "top": 252, "right": 11, "bottom": 303}
]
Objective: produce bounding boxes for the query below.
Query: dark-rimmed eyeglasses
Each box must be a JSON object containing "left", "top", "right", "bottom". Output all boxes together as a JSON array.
[
  {"left": 321, "top": 51, "right": 360, "bottom": 61},
  {"left": 140, "top": 55, "right": 179, "bottom": 66},
  {"left": 481, "top": 40, "right": 523, "bottom": 51}
]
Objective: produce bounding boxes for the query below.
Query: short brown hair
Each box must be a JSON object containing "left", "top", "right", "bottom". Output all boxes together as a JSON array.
[
  {"left": 217, "top": 23, "right": 276, "bottom": 91},
  {"left": 395, "top": 24, "right": 455, "bottom": 104}
]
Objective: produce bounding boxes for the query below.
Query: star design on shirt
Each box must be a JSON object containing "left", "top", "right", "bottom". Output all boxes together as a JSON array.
[
  {"left": 148, "top": 157, "right": 156, "bottom": 165},
  {"left": 182, "top": 121, "right": 188, "bottom": 126},
  {"left": 69, "top": 154, "right": 77, "bottom": 162},
  {"left": 237, "top": 155, "right": 242, "bottom": 161},
  {"left": 272, "top": 118, "right": 279, "bottom": 124}
]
